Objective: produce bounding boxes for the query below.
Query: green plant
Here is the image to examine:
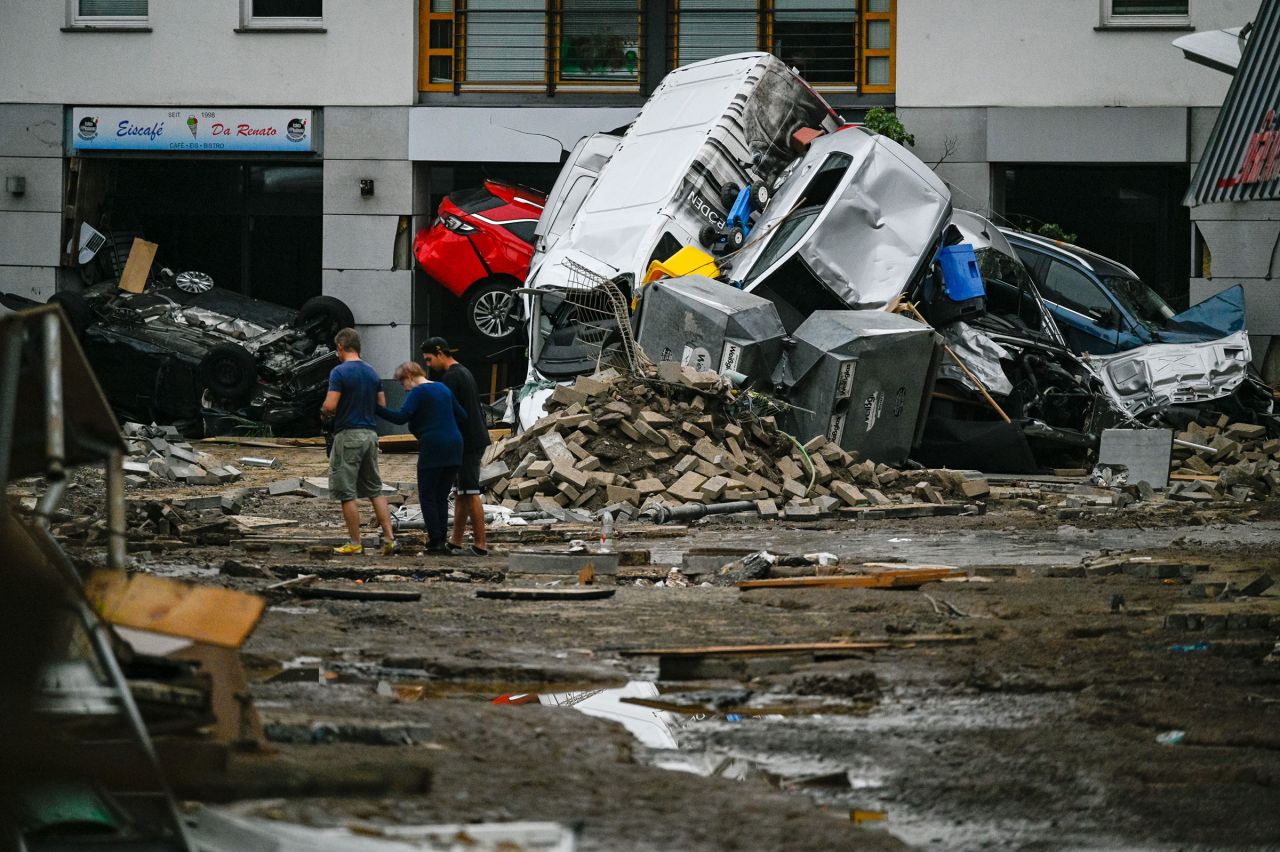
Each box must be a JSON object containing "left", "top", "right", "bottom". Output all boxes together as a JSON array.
[
  {"left": 1035, "top": 222, "right": 1078, "bottom": 244},
  {"left": 863, "top": 107, "right": 915, "bottom": 147}
]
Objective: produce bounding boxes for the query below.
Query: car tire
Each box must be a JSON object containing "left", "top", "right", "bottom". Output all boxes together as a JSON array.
[
  {"left": 719, "top": 182, "right": 741, "bottom": 209},
  {"left": 48, "top": 292, "right": 93, "bottom": 338},
  {"left": 699, "top": 224, "right": 720, "bottom": 249},
  {"left": 749, "top": 183, "right": 770, "bottom": 212},
  {"left": 465, "top": 279, "right": 522, "bottom": 341},
  {"left": 294, "top": 295, "right": 355, "bottom": 343},
  {"left": 728, "top": 226, "right": 747, "bottom": 251},
  {"left": 199, "top": 343, "right": 258, "bottom": 404}
]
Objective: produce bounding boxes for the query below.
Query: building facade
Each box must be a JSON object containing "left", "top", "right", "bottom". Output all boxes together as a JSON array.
[
  {"left": 896, "top": 0, "right": 1279, "bottom": 379},
  {"left": 0, "top": 0, "right": 898, "bottom": 393}
]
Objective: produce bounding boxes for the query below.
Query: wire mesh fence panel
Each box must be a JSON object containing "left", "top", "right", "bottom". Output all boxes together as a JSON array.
[{"left": 545, "top": 259, "right": 649, "bottom": 376}]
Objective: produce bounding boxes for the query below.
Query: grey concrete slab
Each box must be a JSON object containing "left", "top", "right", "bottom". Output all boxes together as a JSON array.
[
  {"left": 0, "top": 156, "right": 63, "bottom": 213},
  {"left": 0, "top": 265, "right": 57, "bottom": 301},
  {"left": 1097, "top": 428, "right": 1172, "bottom": 489},
  {"left": 324, "top": 107, "right": 410, "bottom": 160},
  {"left": 508, "top": 550, "right": 621, "bottom": 576},
  {"left": 0, "top": 104, "right": 63, "bottom": 157},
  {"left": 988, "top": 107, "right": 1186, "bottom": 163},
  {"left": 323, "top": 159, "right": 413, "bottom": 216},
  {"left": 1195, "top": 219, "right": 1280, "bottom": 278},
  {"left": 322, "top": 269, "right": 413, "bottom": 325},
  {"left": 356, "top": 323, "right": 413, "bottom": 377},
  {"left": 896, "top": 107, "right": 988, "bottom": 163},
  {"left": 0, "top": 211, "right": 61, "bottom": 266},
  {"left": 322, "top": 214, "right": 402, "bottom": 271}
]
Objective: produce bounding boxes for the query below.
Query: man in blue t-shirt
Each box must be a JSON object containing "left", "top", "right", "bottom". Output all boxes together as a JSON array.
[{"left": 321, "top": 328, "right": 397, "bottom": 556}]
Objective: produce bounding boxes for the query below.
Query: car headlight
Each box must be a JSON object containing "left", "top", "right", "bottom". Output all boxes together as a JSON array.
[{"left": 443, "top": 215, "right": 477, "bottom": 234}]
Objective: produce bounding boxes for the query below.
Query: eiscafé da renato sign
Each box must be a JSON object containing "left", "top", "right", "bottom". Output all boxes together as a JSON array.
[{"left": 71, "top": 107, "right": 315, "bottom": 153}]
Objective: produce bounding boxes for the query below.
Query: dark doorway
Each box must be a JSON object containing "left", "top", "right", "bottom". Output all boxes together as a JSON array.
[
  {"left": 998, "top": 164, "right": 1192, "bottom": 308},
  {"left": 96, "top": 159, "right": 322, "bottom": 309}
]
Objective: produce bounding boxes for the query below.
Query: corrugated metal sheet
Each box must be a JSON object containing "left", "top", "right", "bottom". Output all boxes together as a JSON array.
[{"left": 1186, "top": 0, "right": 1280, "bottom": 206}]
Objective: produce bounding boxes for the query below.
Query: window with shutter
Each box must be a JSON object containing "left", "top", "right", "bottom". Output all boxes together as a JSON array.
[
  {"left": 463, "top": 0, "right": 547, "bottom": 86},
  {"left": 559, "top": 0, "right": 640, "bottom": 84},
  {"left": 676, "top": 0, "right": 758, "bottom": 67},
  {"left": 72, "top": 0, "right": 148, "bottom": 26}
]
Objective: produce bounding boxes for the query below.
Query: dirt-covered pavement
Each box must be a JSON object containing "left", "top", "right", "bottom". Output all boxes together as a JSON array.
[{"left": 25, "top": 443, "right": 1280, "bottom": 850}]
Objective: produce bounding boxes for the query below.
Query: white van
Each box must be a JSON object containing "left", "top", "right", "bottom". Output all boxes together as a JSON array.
[{"left": 526, "top": 52, "right": 842, "bottom": 295}]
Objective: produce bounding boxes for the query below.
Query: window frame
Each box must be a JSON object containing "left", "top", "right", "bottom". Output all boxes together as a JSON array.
[
  {"left": 239, "top": 0, "right": 325, "bottom": 31},
  {"left": 1098, "top": 0, "right": 1191, "bottom": 29},
  {"left": 420, "top": 3, "right": 456, "bottom": 92},
  {"left": 860, "top": 0, "right": 894, "bottom": 94},
  {"left": 67, "top": 0, "right": 149, "bottom": 29},
  {"left": 555, "top": 0, "right": 643, "bottom": 92}
]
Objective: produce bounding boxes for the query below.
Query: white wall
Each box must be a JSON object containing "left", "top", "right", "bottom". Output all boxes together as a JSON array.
[
  {"left": 0, "top": 0, "right": 414, "bottom": 106},
  {"left": 898, "top": 0, "right": 1258, "bottom": 108}
]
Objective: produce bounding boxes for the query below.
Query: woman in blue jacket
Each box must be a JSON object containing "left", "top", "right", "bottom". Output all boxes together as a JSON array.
[{"left": 377, "top": 361, "right": 466, "bottom": 552}]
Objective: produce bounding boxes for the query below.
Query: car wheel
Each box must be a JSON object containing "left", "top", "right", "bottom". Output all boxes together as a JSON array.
[
  {"left": 749, "top": 183, "right": 770, "bottom": 212},
  {"left": 199, "top": 343, "right": 258, "bottom": 404},
  {"left": 294, "top": 295, "right": 356, "bottom": 343},
  {"left": 47, "top": 292, "right": 93, "bottom": 339},
  {"left": 466, "top": 280, "right": 522, "bottom": 340},
  {"left": 719, "top": 182, "right": 741, "bottom": 209},
  {"left": 699, "top": 224, "right": 720, "bottom": 249}
]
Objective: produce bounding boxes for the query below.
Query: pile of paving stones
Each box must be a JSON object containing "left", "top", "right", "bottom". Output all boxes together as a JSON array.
[
  {"left": 479, "top": 366, "right": 988, "bottom": 520},
  {"left": 1169, "top": 419, "right": 1280, "bottom": 503},
  {"left": 120, "top": 422, "right": 243, "bottom": 487}
]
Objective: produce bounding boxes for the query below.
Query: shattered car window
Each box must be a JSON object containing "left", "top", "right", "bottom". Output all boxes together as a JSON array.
[
  {"left": 1100, "top": 275, "right": 1175, "bottom": 331},
  {"left": 975, "top": 247, "right": 1045, "bottom": 336},
  {"left": 743, "top": 152, "right": 853, "bottom": 285},
  {"left": 1039, "top": 260, "right": 1113, "bottom": 319}
]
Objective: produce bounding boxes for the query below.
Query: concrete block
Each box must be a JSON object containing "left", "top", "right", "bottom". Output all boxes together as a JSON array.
[
  {"left": 756, "top": 498, "right": 779, "bottom": 518},
  {"left": 268, "top": 478, "right": 303, "bottom": 496},
  {"left": 605, "top": 484, "right": 640, "bottom": 505},
  {"left": 666, "top": 471, "right": 707, "bottom": 502},
  {"left": 479, "top": 460, "right": 509, "bottom": 487},
  {"left": 0, "top": 211, "right": 60, "bottom": 266},
  {"left": 323, "top": 158, "right": 413, "bottom": 216},
  {"left": 322, "top": 269, "right": 413, "bottom": 325},
  {"left": 0, "top": 156, "right": 63, "bottom": 213},
  {"left": 507, "top": 550, "right": 620, "bottom": 576},
  {"left": 323, "top": 214, "right": 403, "bottom": 270},
  {"left": 551, "top": 463, "right": 589, "bottom": 490}
]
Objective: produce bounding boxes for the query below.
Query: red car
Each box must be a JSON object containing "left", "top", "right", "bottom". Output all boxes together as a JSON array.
[{"left": 414, "top": 180, "right": 545, "bottom": 341}]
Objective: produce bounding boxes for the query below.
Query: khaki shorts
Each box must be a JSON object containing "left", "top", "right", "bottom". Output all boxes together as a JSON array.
[{"left": 329, "top": 428, "right": 383, "bottom": 502}]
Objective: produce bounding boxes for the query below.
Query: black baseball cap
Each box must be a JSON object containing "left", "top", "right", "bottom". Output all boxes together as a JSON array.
[{"left": 420, "top": 336, "right": 457, "bottom": 355}]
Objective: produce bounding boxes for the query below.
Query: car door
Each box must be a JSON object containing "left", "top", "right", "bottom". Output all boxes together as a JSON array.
[{"left": 1015, "top": 248, "right": 1125, "bottom": 355}]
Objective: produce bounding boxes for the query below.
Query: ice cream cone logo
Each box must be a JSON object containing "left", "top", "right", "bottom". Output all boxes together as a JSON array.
[{"left": 186, "top": 116, "right": 198, "bottom": 139}]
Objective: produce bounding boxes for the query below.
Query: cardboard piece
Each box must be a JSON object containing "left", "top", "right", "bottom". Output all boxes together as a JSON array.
[
  {"left": 117, "top": 237, "right": 158, "bottom": 294},
  {"left": 85, "top": 569, "right": 265, "bottom": 649}
]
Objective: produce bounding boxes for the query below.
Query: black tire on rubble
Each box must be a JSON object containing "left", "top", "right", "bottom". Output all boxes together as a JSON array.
[
  {"left": 719, "top": 182, "right": 741, "bottom": 209},
  {"left": 48, "top": 292, "right": 93, "bottom": 338},
  {"left": 199, "top": 343, "right": 258, "bottom": 404},
  {"left": 294, "top": 295, "right": 356, "bottom": 343}
]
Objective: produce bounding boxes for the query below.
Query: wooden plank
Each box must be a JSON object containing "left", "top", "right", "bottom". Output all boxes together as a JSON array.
[
  {"left": 475, "top": 587, "right": 616, "bottom": 601},
  {"left": 86, "top": 570, "right": 265, "bottom": 649},
  {"left": 378, "top": 433, "right": 419, "bottom": 453},
  {"left": 1170, "top": 472, "right": 1220, "bottom": 483},
  {"left": 620, "top": 635, "right": 974, "bottom": 657},
  {"left": 738, "top": 569, "right": 963, "bottom": 591},
  {"left": 117, "top": 237, "right": 158, "bottom": 293},
  {"left": 294, "top": 587, "right": 421, "bottom": 602}
]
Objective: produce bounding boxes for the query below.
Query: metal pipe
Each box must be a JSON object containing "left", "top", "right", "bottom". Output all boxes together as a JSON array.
[
  {"left": 645, "top": 500, "right": 758, "bottom": 524},
  {"left": 1174, "top": 438, "right": 1216, "bottom": 454},
  {"left": 35, "top": 477, "right": 67, "bottom": 529},
  {"left": 0, "top": 327, "right": 24, "bottom": 496},
  {"left": 43, "top": 310, "right": 65, "bottom": 479},
  {"left": 106, "top": 448, "right": 127, "bottom": 569}
]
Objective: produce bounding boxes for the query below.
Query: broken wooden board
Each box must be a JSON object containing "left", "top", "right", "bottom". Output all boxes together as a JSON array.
[
  {"left": 738, "top": 567, "right": 965, "bottom": 590},
  {"left": 475, "top": 587, "right": 616, "bottom": 601},
  {"left": 230, "top": 515, "right": 297, "bottom": 531},
  {"left": 378, "top": 433, "right": 419, "bottom": 453},
  {"left": 86, "top": 569, "right": 265, "bottom": 649},
  {"left": 294, "top": 587, "right": 422, "bottom": 602},
  {"left": 619, "top": 635, "right": 974, "bottom": 657},
  {"left": 117, "top": 237, "right": 158, "bottom": 293}
]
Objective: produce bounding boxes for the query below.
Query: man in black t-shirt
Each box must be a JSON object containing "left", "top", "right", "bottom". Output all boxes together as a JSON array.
[{"left": 422, "top": 337, "right": 492, "bottom": 556}]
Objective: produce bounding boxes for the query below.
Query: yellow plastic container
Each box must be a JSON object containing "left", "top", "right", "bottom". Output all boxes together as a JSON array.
[{"left": 642, "top": 245, "right": 719, "bottom": 284}]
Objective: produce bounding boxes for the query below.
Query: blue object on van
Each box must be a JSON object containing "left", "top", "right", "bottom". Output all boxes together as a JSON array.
[{"left": 937, "top": 244, "right": 986, "bottom": 302}]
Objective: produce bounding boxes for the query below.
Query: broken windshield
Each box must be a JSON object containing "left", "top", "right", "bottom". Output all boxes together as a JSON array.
[
  {"left": 742, "top": 152, "right": 853, "bottom": 285},
  {"left": 1100, "top": 275, "right": 1175, "bottom": 332}
]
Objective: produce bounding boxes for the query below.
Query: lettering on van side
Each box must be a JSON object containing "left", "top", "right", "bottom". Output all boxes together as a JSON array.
[{"left": 687, "top": 189, "right": 726, "bottom": 230}]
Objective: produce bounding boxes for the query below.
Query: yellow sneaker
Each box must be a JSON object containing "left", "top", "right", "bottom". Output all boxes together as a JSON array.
[
  {"left": 381, "top": 539, "right": 401, "bottom": 557},
  {"left": 333, "top": 542, "right": 364, "bottom": 555}
]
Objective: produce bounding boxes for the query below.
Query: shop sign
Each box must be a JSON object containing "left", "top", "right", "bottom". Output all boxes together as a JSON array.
[{"left": 71, "top": 107, "right": 315, "bottom": 153}]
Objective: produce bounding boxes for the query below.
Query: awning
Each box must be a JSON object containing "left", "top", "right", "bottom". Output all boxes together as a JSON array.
[{"left": 1184, "top": 0, "right": 1280, "bottom": 206}]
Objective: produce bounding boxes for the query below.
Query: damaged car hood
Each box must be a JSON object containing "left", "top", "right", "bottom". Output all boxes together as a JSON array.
[
  {"left": 1088, "top": 331, "right": 1254, "bottom": 416},
  {"left": 734, "top": 127, "right": 951, "bottom": 309}
]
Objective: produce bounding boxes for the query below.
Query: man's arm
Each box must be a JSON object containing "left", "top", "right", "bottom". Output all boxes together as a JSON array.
[
  {"left": 321, "top": 390, "right": 341, "bottom": 418},
  {"left": 377, "top": 390, "right": 387, "bottom": 407}
]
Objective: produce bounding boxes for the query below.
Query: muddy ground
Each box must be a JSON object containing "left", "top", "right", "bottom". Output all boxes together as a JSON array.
[{"left": 30, "top": 443, "right": 1280, "bottom": 850}]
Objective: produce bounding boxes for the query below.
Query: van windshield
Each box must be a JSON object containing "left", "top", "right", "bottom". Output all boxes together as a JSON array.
[{"left": 744, "top": 152, "right": 853, "bottom": 284}]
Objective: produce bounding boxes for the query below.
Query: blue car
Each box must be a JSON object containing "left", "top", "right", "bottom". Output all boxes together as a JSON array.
[{"left": 1001, "top": 229, "right": 1245, "bottom": 356}]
